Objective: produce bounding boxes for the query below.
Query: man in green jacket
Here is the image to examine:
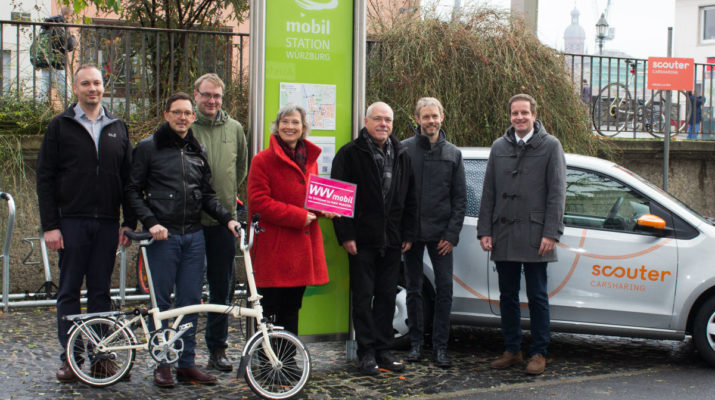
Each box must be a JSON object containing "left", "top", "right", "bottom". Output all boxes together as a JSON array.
[{"left": 192, "top": 73, "right": 248, "bottom": 372}]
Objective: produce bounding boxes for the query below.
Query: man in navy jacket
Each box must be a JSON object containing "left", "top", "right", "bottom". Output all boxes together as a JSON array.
[
  {"left": 36, "top": 64, "right": 135, "bottom": 383},
  {"left": 402, "top": 97, "right": 466, "bottom": 368}
]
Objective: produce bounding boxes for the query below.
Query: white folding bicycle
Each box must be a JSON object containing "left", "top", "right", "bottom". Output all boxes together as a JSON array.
[{"left": 63, "top": 214, "right": 311, "bottom": 399}]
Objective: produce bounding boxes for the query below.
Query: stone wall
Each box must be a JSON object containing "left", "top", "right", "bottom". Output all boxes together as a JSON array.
[{"left": 611, "top": 139, "right": 715, "bottom": 218}]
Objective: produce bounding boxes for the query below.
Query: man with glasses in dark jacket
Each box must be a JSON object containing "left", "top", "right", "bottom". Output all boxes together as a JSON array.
[
  {"left": 125, "top": 92, "right": 239, "bottom": 388},
  {"left": 332, "top": 101, "right": 417, "bottom": 376},
  {"left": 402, "top": 97, "right": 466, "bottom": 368}
]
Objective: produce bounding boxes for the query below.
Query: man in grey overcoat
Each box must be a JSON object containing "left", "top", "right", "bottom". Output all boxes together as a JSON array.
[{"left": 476, "top": 93, "right": 566, "bottom": 375}]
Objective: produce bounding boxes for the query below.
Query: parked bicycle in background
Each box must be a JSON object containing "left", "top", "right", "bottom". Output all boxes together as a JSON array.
[{"left": 591, "top": 59, "right": 692, "bottom": 137}]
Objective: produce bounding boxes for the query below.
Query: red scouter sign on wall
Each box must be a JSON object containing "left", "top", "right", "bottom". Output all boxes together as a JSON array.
[{"left": 647, "top": 57, "right": 694, "bottom": 91}]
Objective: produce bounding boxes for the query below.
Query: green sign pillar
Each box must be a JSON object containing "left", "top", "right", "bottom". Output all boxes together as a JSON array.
[{"left": 249, "top": 0, "right": 366, "bottom": 340}]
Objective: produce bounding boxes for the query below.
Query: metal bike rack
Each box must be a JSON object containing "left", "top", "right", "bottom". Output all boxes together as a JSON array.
[
  {"left": 19, "top": 228, "right": 58, "bottom": 299},
  {"left": 1, "top": 192, "right": 16, "bottom": 312},
  {"left": 0, "top": 198, "right": 248, "bottom": 309}
]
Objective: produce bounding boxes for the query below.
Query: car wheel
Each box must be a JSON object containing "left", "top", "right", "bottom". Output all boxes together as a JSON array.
[
  {"left": 693, "top": 296, "right": 715, "bottom": 366},
  {"left": 392, "top": 282, "right": 434, "bottom": 349}
]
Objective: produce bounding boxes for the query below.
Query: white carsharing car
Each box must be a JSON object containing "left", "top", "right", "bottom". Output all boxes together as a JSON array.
[{"left": 393, "top": 147, "right": 715, "bottom": 366}]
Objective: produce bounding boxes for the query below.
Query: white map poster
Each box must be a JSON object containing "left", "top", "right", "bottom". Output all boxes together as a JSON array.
[{"left": 279, "top": 82, "right": 336, "bottom": 130}]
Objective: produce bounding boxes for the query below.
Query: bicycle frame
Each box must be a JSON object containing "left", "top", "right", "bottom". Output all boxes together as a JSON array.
[{"left": 66, "top": 217, "right": 282, "bottom": 367}]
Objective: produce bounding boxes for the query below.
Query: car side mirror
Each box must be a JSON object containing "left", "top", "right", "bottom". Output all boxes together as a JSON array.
[{"left": 634, "top": 214, "right": 672, "bottom": 236}]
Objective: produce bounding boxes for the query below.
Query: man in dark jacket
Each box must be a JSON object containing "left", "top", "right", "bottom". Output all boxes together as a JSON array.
[
  {"left": 36, "top": 64, "right": 135, "bottom": 383},
  {"left": 332, "top": 101, "right": 417, "bottom": 376},
  {"left": 125, "top": 92, "right": 238, "bottom": 388},
  {"left": 477, "top": 94, "right": 566, "bottom": 376},
  {"left": 402, "top": 97, "right": 466, "bottom": 368}
]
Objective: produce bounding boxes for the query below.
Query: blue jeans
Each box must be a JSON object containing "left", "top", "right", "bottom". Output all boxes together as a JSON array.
[
  {"left": 404, "top": 241, "right": 453, "bottom": 350},
  {"left": 496, "top": 261, "right": 550, "bottom": 357},
  {"left": 204, "top": 225, "right": 236, "bottom": 352},
  {"left": 687, "top": 123, "right": 701, "bottom": 139},
  {"left": 146, "top": 230, "right": 205, "bottom": 368},
  {"left": 40, "top": 68, "right": 67, "bottom": 101}
]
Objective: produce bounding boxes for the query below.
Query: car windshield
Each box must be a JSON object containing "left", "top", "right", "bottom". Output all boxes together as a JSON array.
[{"left": 614, "top": 165, "right": 711, "bottom": 224}]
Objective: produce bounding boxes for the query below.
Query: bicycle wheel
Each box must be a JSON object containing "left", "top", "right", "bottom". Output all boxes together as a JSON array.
[
  {"left": 135, "top": 252, "right": 150, "bottom": 294},
  {"left": 591, "top": 83, "right": 633, "bottom": 136},
  {"left": 642, "top": 104, "right": 666, "bottom": 136},
  {"left": 650, "top": 90, "right": 693, "bottom": 136},
  {"left": 66, "top": 317, "right": 136, "bottom": 387},
  {"left": 243, "top": 329, "right": 311, "bottom": 399}
]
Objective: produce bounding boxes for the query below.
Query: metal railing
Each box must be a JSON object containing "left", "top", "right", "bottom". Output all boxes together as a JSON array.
[
  {"left": 0, "top": 192, "right": 248, "bottom": 311},
  {"left": 1, "top": 192, "right": 15, "bottom": 312},
  {"left": 0, "top": 19, "right": 248, "bottom": 120},
  {"left": 565, "top": 53, "right": 715, "bottom": 140}
]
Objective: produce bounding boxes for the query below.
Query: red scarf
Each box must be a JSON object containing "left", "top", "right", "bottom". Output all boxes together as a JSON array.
[{"left": 275, "top": 134, "right": 307, "bottom": 173}]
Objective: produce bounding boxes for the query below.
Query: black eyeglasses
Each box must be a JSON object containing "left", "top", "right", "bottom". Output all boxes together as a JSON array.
[
  {"left": 169, "top": 110, "right": 193, "bottom": 117},
  {"left": 197, "top": 90, "right": 223, "bottom": 100}
]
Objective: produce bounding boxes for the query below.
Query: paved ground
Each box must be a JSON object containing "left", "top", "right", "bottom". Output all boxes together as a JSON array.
[{"left": 0, "top": 307, "right": 707, "bottom": 399}]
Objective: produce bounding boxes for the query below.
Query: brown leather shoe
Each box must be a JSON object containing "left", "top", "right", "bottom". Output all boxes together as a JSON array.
[
  {"left": 525, "top": 353, "right": 546, "bottom": 375},
  {"left": 56, "top": 360, "right": 77, "bottom": 383},
  {"left": 208, "top": 348, "right": 233, "bottom": 372},
  {"left": 153, "top": 366, "right": 175, "bottom": 388},
  {"left": 91, "top": 359, "right": 131, "bottom": 380},
  {"left": 176, "top": 366, "right": 217, "bottom": 385},
  {"left": 490, "top": 351, "right": 524, "bottom": 369}
]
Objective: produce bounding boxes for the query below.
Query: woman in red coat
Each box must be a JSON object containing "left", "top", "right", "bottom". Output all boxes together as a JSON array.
[{"left": 247, "top": 104, "right": 335, "bottom": 334}]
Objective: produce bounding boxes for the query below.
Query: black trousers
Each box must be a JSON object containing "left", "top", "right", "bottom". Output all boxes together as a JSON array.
[
  {"left": 404, "top": 241, "right": 454, "bottom": 350},
  {"left": 348, "top": 246, "right": 401, "bottom": 360},
  {"left": 204, "top": 225, "right": 237, "bottom": 352},
  {"left": 259, "top": 286, "right": 306, "bottom": 335},
  {"left": 56, "top": 218, "right": 118, "bottom": 361}
]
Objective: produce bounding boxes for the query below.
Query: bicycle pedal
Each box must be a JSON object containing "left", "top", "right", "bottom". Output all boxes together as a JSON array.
[{"left": 178, "top": 322, "right": 194, "bottom": 331}]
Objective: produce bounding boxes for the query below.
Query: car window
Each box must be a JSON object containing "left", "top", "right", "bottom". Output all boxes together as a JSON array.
[
  {"left": 565, "top": 168, "right": 651, "bottom": 232},
  {"left": 464, "top": 159, "right": 487, "bottom": 217}
]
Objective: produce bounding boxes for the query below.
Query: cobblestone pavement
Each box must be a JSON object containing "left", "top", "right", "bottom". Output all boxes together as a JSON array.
[{"left": 0, "top": 307, "right": 705, "bottom": 399}]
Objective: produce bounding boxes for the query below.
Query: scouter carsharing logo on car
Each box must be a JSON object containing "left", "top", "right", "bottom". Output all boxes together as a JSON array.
[{"left": 590, "top": 263, "right": 673, "bottom": 292}]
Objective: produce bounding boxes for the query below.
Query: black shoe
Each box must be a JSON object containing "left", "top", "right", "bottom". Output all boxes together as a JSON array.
[
  {"left": 56, "top": 360, "right": 77, "bottom": 383},
  {"left": 208, "top": 348, "right": 233, "bottom": 372},
  {"left": 359, "top": 354, "right": 379, "bottom": 376},
  {"left": 377, "top": 351, "right": 405, "bottom": 372},
  {"left": 406, "top": 344, "right": 423, "bottom": 362},
  {"left": 433, "top": 349, "right": 452, "bottom": 368}
]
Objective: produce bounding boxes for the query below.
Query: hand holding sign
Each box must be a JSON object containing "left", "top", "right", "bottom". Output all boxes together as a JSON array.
[{"left": 305, "top": 212, "right": 317, "bottom": 226}]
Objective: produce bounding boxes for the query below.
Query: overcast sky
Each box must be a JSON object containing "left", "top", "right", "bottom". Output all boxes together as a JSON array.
[{"left": 427, "top": 0, "right": 675, "bottom": 59}]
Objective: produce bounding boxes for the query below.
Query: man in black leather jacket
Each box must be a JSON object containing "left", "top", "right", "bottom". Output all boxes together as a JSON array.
[{"left": 125, "top": 92, "right": 238, "bottom": 388}]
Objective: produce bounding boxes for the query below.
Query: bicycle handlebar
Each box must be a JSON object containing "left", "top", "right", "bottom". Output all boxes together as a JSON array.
[
  {"left": 122, "top": 214, "right": 261, "bottom": 245},
  {"left": 123, "top": 231, "right": 153, "bottom": 241},
  {"left": 234, "top": 213, "right": 262, "bottom": 250}
]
